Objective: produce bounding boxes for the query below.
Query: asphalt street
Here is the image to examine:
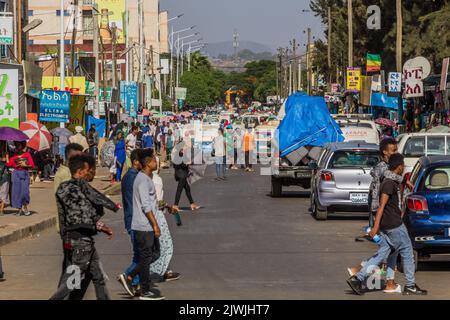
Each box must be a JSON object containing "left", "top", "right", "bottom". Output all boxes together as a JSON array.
[{"left": 1, "top": 164, "right": 450, "bottom": 300}]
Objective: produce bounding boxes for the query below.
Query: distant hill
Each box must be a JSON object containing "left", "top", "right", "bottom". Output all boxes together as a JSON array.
[{"left": 205, "top": 41, "right": 274, "bottom": 58}]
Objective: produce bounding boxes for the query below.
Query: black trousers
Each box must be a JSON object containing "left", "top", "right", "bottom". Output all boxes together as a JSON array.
[
  {"left": 245, "top": 151, "right": 253, "bottom": 169},
  {"left": 50, "top": 238, "right": 110, "bottom": 300},
  {"left": 128, "top": 231, "right": 155, "bottom": 293},
  {"left": 174, "top": 177, "right": 194, "bottom": 206}
]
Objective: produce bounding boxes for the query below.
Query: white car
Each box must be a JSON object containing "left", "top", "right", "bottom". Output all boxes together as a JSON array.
[{"left": 398, "top": 133, "right": 450, "bottom": 173}]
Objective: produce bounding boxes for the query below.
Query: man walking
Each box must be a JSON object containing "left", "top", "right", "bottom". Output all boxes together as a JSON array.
[
  {"left": 50, "top": 154, "right": 119, "bottom": 300},
  {"left": 347, "top": 154, "right": 428, "bottom": 296},
  {"left": 117, "top": 149, "right": 143, "bottom": 293},
  {"left": 243, "top": 128, "right": 255, "bottom": 172},
  {"left": 118, "top": 149, "right": 165, "bottom": 300}
]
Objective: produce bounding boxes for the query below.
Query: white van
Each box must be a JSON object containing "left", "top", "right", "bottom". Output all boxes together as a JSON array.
[
  {"left": 339, "top": 121, "right": 380, "bottom": 145},
  {"left": 398, "top": 133, "right": 450, "bottom": 173}
]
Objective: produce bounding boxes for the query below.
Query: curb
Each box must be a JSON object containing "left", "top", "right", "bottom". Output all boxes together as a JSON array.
[{"left": 0, "top": 216, "right": 57, "bottom": 247}]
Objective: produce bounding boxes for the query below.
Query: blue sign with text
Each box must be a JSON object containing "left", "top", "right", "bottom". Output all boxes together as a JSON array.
[{"left": 39, "top": 90, "right": 71, "bottom": 123}]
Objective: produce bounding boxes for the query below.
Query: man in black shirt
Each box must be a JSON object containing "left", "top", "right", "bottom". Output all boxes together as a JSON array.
[{"left": 347, "top": 154, "right": 427, "bottom": 296}]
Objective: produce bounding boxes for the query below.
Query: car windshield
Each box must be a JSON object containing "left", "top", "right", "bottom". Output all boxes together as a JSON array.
[
  {"left": 329, "top": 150, "right": 380, "bottom": 169},
  {"left": 421, "top": 166, "right": 450, "bottom": 191}
]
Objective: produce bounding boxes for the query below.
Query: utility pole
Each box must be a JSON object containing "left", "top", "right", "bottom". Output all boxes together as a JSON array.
[
  {"left": 347, "top": 0, "right": 353, "bottom": 68},
  {"left": 289, "top": 62, "right": 292, "bottom": 95},
  {"left": 150, "top": 44, "right": 154, "bottom": 109},
  {"left": 125, "top": 0, "right": 129, "bottom": 84},
  {"left": 93, "top": 1, "right": 100, "bottom": 117},
  {"left": 277, "top": 48, "right": 283, "bottom": 100},
  {"left": 99, "top": 33, "right": 109, "bottom": 136},
  {"left": 111, "top": 23, "right": 118, "bottom": 90},
  {"left": 17, "top": 0, "right": 22, "bottom": 62},
  {"left": 307, "top": 28, "right": 312, "bottom": 95},
  {"left": 138, "top": 0, "right": 144, "bottom": 84},
  {"left": 291, "top": 39, "right": 297, "bottom": 93},
  {"left": 328, "top": 6, "right": 332, "bottom": 87},
  {"left": 396, "top": 0, "right": 402, "bottom": 73},
  {"left": 59, "top": 0, "right": 65, "bottom": 128},
  {"left": 70, "top": 0, "right": 78, "bottom": 76}
]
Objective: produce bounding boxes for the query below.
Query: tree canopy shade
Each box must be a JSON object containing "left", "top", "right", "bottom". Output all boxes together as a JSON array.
[{"left": 309, "top": 0, "right": 450, "bottom": 84}]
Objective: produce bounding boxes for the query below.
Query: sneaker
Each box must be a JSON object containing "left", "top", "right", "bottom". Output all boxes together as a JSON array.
[
  {"left": 0, "top": 272, "right": 5, "bottom": 282},
  {"left": 346, "top": 275, "right": 364, "bottom": 295},
  {"left": 403, "top": 284, "right": 428, "bottom": 296},
  {"left": 139, "top": 291, "right": 165, "bottom": 300},
  {"left": 384, "top": 283, "right": 402, "bottom": 293},
  {"left": 22, "top": 211, "right": 32, "bottom": 217},
  {"left": 133, "top": 284, "right": 141, "bottom": 297},
  {"left": 346, "top": 266, "right": 362, "bottom": 277},
  {"left": 164, "top": 271, "right": 180, "bottom": 282},
  {"left": 118, "top": 273, "right": 135, "bottom": 297}
]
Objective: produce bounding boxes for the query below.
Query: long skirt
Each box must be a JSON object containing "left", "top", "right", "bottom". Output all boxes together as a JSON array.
[
  {"left": 149, "top": 210, "right": 173, "bottom": 276},
  {"left": 11, "top": 170, "right": 30, "bottom": 209}
]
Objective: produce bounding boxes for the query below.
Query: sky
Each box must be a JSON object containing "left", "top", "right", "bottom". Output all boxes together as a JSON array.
[{"left": 160, "top": 0, "right": 324, "bottom": 52}]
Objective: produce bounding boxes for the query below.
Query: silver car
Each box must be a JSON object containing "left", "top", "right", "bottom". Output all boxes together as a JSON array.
[{"left": 310, "top": 142, "right": 381, "bottom": 220}]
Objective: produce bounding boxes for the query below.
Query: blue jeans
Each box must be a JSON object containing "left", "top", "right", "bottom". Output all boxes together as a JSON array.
[
  {"left": 215, "top": 156, "right": 225, "bottom": 178},
  {"left": 356, "top": 224, "right": 415, "bottom": 287},
  {"left": 384, "top": 224, "right": 416, "bottom": 287},
  {"left": 125, "top": 230, "right": 140, "bottom": 286}
]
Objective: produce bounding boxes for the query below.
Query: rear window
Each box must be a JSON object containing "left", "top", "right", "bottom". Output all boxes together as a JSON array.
[
  {"left": 403, "top": 136, "right": 447, "bottom": 157},
  {"left": 420, "top": 166, "right": 450, "bottom": 191},
  {"left": 329, "top": 150, "right": 380, "bottom": 169}
]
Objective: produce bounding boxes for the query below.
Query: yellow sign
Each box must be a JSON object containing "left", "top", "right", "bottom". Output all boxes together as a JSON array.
[
  {"left": 346, "top": 68, "right": 361, "bottom": 92},
  {"left": 42, "top": 76, "right": 86, "bottom": 95},
  {"left": 97, "top": 0, "right": 126, "bottom": 44}
]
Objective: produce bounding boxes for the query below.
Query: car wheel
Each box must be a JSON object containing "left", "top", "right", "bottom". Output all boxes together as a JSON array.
[
  {"left": 271, "top": 177, "right": 282, "bottom": 197},
  {"left": 313, "top": 197, "right": 328, "bottom": 221}
]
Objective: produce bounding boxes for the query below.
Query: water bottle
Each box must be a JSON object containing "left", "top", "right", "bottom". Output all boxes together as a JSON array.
[
  {"left": 174, "top": 212, "right": 182, "bottom": 226},
  {"left": 364, "top": 226, "right": 381, "bottom": 244}
]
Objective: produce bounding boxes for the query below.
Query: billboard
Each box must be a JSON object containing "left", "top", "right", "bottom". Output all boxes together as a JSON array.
[
  {"left": 346, "top": 68, "right": 361, "bottom": 92},
  {"left": 42, "top": 76, "right": 86, "bottom": 95},
  {"left": 0, "top": 69, "right": 19, "bottom": 128},
  {"left": 0, "top": 15, "right": 14, "bottom": 45},
  {"left": 39, "top": 90, "right": 71, "bottom": 123},
  {"left": 97, "top": 0, "right": 126, "bottom": 44}
]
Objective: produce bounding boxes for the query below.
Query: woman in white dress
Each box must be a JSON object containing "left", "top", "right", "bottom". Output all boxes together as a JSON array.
[{"left": 150, "top": 156, "right": 180, "bottom": 282}]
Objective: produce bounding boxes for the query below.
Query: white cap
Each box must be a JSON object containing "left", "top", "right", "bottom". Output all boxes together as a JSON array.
[{"left": 75, "top": 126, "right": 83, "bottom": 133}]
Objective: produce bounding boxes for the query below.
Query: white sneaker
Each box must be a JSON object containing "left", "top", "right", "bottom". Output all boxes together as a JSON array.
[{"left": 384, "top": 284, "right": 402, "bottom": 293}]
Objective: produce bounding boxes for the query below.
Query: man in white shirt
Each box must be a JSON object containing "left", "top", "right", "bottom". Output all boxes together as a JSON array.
[
  {"left": 212, "top": 128, "right": 226, "bottom": 181},
  {"left": 126, "top": 126, "right": 138, "bottom": 153}
]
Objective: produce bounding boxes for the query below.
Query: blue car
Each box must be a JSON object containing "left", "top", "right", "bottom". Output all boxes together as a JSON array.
[{"left": 404, "top": 156, "right": 450, "bottom": 270}]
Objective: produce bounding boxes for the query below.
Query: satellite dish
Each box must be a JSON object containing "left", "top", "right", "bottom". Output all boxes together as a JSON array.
[{"left": 403, "top": 56, "right": 431, "bottom": 78}]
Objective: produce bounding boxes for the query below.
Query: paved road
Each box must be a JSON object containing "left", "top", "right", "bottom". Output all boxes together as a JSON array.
[{"left": 1, "top": 165, "right": 450, "bottom": 300}]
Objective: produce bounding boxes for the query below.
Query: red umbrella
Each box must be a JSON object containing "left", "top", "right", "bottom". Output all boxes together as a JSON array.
[
  {"left": 20, "top": 120, "right": 53, "bottom": 151},
  {"left": 375, "top": 118, "right": 396, "bottom": 127}
]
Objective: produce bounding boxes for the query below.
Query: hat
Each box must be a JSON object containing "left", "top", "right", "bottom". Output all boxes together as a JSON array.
[{"left": 75, "top": 126, "right": 83, "bottom": 133}]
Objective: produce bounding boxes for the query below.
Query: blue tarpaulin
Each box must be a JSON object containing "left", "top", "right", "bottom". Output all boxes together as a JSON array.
[
  {"left": 86, "top": 116, "right": 106, "bottom": 138},
  {"left": 278, "top": 93, "right": 344, "bottom": 157},
  {"left": 371, "top": 93, "right": 406, "bottom": 110}
]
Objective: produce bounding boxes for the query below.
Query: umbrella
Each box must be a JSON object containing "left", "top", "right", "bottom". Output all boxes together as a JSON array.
[
  {"left": 375, "top": 118, "right": 396, "bottom": 127},
  {"left": 51, "top": 127, "right": 73, "bottom": 138},
  {"left": 20, "top": 120, "right": 53, "bottom": 151},
  {"left": 180, "top": 111, "right": 193, "bottom": 118},
  {"left": 0, "top": 127, "right": 29, "bottom": 141}
]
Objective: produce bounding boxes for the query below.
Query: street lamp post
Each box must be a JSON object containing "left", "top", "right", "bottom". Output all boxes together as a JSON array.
[
  {"left": 176, "top": 32, "right": 199, "bottom": 87},
  {"left": 60, "top": 0, "right": 65, "bottom": 128}
]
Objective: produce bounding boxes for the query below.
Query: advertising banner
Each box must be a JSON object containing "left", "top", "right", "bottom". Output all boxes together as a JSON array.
[
  {"left": 0, "top": 69, "right": 19, "bottom": 128},
  {"left": 346, "top": 68, "right": 361, "bottom": 92},
  {"left": 125, "top": 82, "right": 138, "bottom": 117},
  {"left": 404, "top": 67, "right": 424, "bottom": 98},
  {"left": 67, "top": 95, "right": 86, "bottom": 132},
  {"left": 0, "top": 15, "right": 14, "bottom": 45},
  {"left": 97, "top": 0, "right": 126, "bottom": 44},
  {"left": 39, "top": 90, "right": 71, "bottom": 123},
  {"left": 42, "top": 76, "right": 86, "bottom": 94},
  {"left": 388, "top": 72, "right": 402, "bottom": 93}
]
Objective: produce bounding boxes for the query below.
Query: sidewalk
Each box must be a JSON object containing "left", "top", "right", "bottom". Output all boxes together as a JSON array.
[{"left": 0, "top": 167, "right": 114, "bottom": 247}]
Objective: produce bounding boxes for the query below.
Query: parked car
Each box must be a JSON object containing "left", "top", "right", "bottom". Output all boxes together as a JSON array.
[
  {"left": 310, "top": 141, "right": 381, "bottom": 220},
  {"left": 397, "top": 133, "right": 450, "bottom": 174},
  {"left": 404, "top": 156, "right": 450, "bottom": 270}
]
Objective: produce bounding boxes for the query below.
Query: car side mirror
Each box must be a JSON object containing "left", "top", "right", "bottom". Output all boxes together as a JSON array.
[{"left": 309, "top": 161, "right": 318, "bottom": 170}]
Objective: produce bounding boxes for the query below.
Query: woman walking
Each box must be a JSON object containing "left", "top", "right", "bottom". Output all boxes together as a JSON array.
[
  {"left": 114, "top": 131, "right": 127, "bottom": 182},
  {"left": 0, "top": 148, "right": 10, "bottom": 215},
  {"left": 7, "top": 142, "right": 35, "bottom": 216},
  {"left": 150, "top": 157, "right": 180, "bottom": 282},
  {"left": 172, "top": 140, "right": 201, "bottom": 212}
]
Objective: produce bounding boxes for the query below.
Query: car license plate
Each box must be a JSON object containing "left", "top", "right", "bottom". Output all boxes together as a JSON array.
[{"left": 350, "top": 193, "right": 368, "bottom": 204}]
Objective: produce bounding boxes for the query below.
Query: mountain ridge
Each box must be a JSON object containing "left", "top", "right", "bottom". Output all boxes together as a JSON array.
[{"left": 205, "top": 40, "right": 274, "bottom": 57}]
